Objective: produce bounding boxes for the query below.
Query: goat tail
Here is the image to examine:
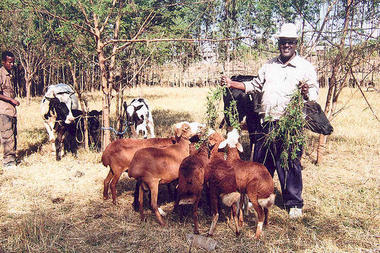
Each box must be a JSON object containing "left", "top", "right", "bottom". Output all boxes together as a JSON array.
[
  {"left": 101, "top": 152, "right": 110, "bottom": 167},
  {"left": 258, "top": 194, "right": 275, "bottom": 209}
]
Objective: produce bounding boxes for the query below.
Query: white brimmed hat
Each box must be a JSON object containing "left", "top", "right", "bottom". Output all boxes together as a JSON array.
[{"left": 276, "top": 23, "right": 298, "bottom": 39}]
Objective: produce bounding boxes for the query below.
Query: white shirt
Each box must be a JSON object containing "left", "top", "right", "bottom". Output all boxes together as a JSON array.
[{"left": 243, "top": 54, "right": 318, "bottom": 120}]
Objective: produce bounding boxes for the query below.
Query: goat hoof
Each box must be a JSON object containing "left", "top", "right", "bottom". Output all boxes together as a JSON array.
[
  {"left": 103, "top": 195, "right": 109, "bottom": 200},
  {"left": 194, "top": 229, "right": 199, "bottom": 235},
  {"left": 112, "top": 200, "right": 118, "bottom": 205},
  {"left": 254, "top": 232, "right": 262, "bottom": 240}
]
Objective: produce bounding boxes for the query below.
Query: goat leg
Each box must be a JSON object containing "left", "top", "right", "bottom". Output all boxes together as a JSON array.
[
  {"left": 208, "top": 213, "right": 219, "bottom": 236},
  {"left": 226, "top": 210, "right": 234, "bottom": 232},
  {"left": 110, "top": 173, "right": 121, "bottom": 205},
  {"left": 232, "top": 204, "right": 240, "bottom": 236},
  {"left": 149, "top": 181, "right": 166, "bottom": 226},
  {"left": 248, "top": 198, "right": 265, "bottom": 239},
  {"left": 138, "top": 181, "right": 145, "bottom": 221},
  {"left": 132, "top": 181, "right": 141, "bottom": 212},
  {"left": 103, "top": 170, "right": 113, "bottom": 200},
  {"left": 55, "top": 136, "right": 63, "bottom": 161},
  {"left": 238, "top": 194, "right": 245, "bottom": 228},
  {"left": 264, "top": 207, "right": 269, "bottom": 226},
  {"left": 207, "top": 185, "right": 219, "bottom": 236},
  {"left": 192, "top": 197, "right": 200, "bottom": 234},
  {"left": 238, "top": 208, "right": 244, "bottom": 228},
  {"left": 174, "top": 193, "right": 185, "bottom": 223}
]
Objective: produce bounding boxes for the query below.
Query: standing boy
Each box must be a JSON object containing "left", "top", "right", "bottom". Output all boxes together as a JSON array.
[{"left": 0, "top": 51, "right": 20, "bottom": 168}]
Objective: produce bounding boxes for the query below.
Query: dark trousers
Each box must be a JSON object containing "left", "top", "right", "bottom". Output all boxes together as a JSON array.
[
  {"left": 253, "top": 121, "right": 303, "bottom": 209},
  {"left": 0, "top": 114, "right": 17, "bottom": 165}
]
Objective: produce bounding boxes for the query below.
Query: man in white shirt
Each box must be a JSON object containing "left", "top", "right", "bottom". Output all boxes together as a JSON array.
[{"left": 221, "top": 23, "right": 319, "bottom": 219}]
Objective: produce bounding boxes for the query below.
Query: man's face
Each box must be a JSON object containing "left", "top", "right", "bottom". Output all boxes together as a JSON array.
[
  {"left": 278, "top": 38, "right": 297, "bottom": 61},
  {"left": 2, "top": 56, "right": 15, "bottom": 72}
]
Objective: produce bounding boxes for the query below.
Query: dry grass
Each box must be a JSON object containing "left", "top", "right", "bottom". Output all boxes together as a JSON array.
[{"left": 0, "top": 86, "right": 379, "bottom": 252}]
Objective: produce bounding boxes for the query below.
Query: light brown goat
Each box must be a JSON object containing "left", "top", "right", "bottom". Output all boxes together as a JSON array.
[
  {"left": 102, "top": 137, "right": 175, "bottom": 204},
  {"left": 128, "top": 124, "right": 193, "bottom": 226},
  {"left": 208, "top": 129, "right": 275, "bottom": 239},
  {"left": 102, "top": 121, "right": 205, "bottom": 205}
]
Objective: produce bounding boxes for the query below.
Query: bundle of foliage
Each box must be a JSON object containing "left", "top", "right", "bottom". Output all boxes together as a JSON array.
[
  {"left": 197, "top": 85, "right": 240, "bottom": 150},
  {"left": 263, "top": 90, "right": 306, "bottom": 172},
  {"left": 205, "top": 85, "right": 240, "bottom": 130}
]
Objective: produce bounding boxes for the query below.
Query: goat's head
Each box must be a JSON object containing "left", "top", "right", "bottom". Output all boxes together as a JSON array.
[
  {"left": 189, "top": 122, "right": 206, "bottom": 136},
  {"left": 303, "top": 101, "right": 333, "bottom": 135},
  {"left": 173, "top": 122, "right": 192, "bottom": 141},
  {"left": 46, "top": 97, "right": 70, "bottom": 124},
  {"left": 207, "top": 131, "right": 224, "bottom": 149},
  {"left": 123, "top": 102, "right": 144, "bottom": 126},
  {"left": 218, "top": 128, "right": 243, "bottom": 152},
  {"left": 173, "top": 121, "right": 207, "bottom": 142},
  {"left": 88, "top": 110, "right": 102, "bottom": 133}
]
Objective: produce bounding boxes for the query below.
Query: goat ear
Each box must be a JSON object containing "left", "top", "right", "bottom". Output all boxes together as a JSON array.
[
  {"left": 173, "top": 126, "right": 181, "bottom": 138},
  {"left": 218, "top": 140, "right": 227, "bottom": 149},
  {"left": 237, "top": 142, "right": 243, "bottom": 152}
]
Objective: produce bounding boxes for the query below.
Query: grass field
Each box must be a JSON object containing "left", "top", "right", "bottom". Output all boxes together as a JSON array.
[{"left": 0, "top": 86, "right": 379, "bottom": 252}]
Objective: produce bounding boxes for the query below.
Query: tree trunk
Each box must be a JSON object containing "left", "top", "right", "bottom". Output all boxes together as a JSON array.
[
  {"left": 69, "top": 61, "right": 89, "bottom": 150},
  {"left": 316, "top": 0, "right": 354, "bottom": 164},
  {"left": 99, "top": 50, "right": 111, "bottom": 150},
  {"left": 25, "top": 75, "right": 32, "bottom": 105}
]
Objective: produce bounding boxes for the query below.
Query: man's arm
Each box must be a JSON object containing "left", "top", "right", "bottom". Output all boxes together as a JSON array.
[
  {"left": 221, "top": 76, "right": 246, "bottom": 90},
  {"left": 0, "top": 94, "right": 20, "bottom": 106},
  {"left": 221, "top": 68, "right": 265, "bottom": 93}
]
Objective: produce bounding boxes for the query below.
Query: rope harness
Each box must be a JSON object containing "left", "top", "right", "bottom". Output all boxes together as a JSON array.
[{"left": 101, "top": 120, "right": 130, "bottom": 137}]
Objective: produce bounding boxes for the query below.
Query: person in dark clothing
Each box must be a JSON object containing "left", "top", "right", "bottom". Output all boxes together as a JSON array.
[{"left": 0, "top": 51, "right": 20, "bottom": 169}]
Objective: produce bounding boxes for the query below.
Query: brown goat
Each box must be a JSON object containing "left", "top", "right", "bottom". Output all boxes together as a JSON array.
[
  {"left": 128, "top": 124, "right": 193, "bottom": 226},
  {"left": 207, "top": 156, "right": 242, "bottom": 236},
  {"left": 208, "top": 129, "right": 275, "bottom": 239},
  {"left": 102, "top": 121, "right": 205, "bottom": 205},
  {"left": 176, "top": 130, "right": 224, "bottom": 234},
  {"left": 102, "top": 137, "right": 175, "bottom": 204}
]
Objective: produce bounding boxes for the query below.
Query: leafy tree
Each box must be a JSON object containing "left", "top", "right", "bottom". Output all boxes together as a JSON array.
[
  {"left": 0, "top": 0, "right": 49, "bottom": 103},
  {"left": 21, "top": 0, "right": 213, "bottom": 148}
]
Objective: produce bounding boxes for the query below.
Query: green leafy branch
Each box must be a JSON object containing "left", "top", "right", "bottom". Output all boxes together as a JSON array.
[
  {"left": 205, "top": 85, "right": 241, "bottom": 131},
  {"left": 264, "top": 90, "right": 306, "bottom": 170}
]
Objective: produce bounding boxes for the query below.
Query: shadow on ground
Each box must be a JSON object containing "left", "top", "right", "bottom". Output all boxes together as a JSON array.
[{"left": 17, "top": 128, "right": 49, "bottom": 160}]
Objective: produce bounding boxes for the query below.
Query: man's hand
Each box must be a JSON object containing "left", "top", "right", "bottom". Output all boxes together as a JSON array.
[
  {"left": 221, "top": 76, "right": 232, "bottom": 87},
  {"left": 299, "top": 82, "right": 309, "bottom": 100},
  {"left": 11, "top": 98, "right": 20, "bottom": 106}
]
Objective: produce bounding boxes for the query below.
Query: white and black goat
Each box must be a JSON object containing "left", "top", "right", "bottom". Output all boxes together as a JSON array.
[{"left": 123, "top": 98, "right": 155, "bottom": 138}]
